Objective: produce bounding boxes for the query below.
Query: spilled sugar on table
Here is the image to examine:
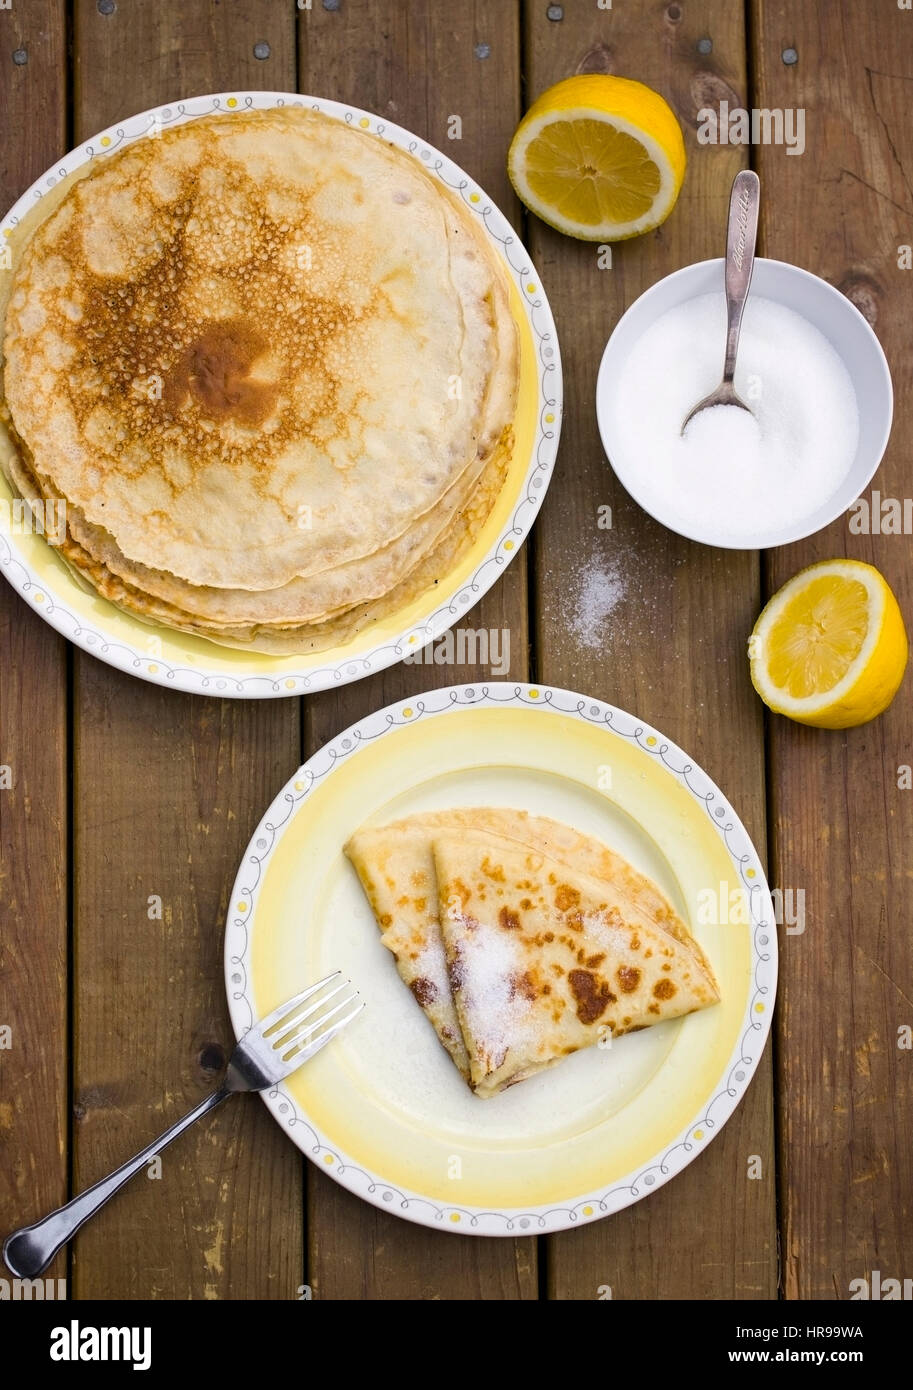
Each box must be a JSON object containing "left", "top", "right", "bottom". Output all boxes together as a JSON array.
[{"left": 0, "top": 0, "right": 909, "bottom": 1301}]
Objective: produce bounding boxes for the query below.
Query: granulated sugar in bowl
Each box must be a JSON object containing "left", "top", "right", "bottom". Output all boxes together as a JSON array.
[{"left": 596, "top": 258, "right": 893, "bottom": 549}]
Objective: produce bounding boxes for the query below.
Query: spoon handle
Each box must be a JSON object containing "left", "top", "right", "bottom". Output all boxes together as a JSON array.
[{"left": 722, "top": 169, "right": 760, "bottom": 386}]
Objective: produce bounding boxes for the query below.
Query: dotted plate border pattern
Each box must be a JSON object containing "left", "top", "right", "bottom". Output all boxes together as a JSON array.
[
  {"left": 0, "top": 92, "right": 561, "bottom": 698},
  {"left": 224, "top": 682, "right": 777, "bottom": 1235}
]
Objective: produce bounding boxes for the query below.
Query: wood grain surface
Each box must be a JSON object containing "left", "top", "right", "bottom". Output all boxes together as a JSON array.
[
  {"left": 0, "top": 0, "right": 908, "bottom": 1301},
  {"left": 0, "top": 0, "right": 68, "bottom": 1290},
  {"left": 752, "top": 0, "right": 913, "bottom": 1301}
]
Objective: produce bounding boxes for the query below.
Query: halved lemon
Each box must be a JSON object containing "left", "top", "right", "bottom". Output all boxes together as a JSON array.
[
  {"left": 749, "top": 560, "right": 908, "bottom": 728},
  {"left": 507, "top": 75, "right": 686, "bottom": 241}
]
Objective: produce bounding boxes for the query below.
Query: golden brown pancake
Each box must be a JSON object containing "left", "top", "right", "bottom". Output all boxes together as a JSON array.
[
  {"left": 0, "top": 108, "right": 519, "bottom": 652},
  {"left": 3, "top": 415, "right": 512, "bottom": 654}
]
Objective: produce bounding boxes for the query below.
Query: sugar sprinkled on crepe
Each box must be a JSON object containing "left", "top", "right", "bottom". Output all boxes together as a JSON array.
[
  {"left": 445, "top": 909, "right": 544, "bottom": 1086},
  {"left": 433, "top": 833, "right": 719, "bottom": 1098}
]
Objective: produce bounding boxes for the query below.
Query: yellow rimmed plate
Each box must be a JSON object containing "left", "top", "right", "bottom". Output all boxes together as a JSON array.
[
  {"left": 224, "top": 683, "right": 776, "bottom": 1234},
  {"left": 0, "top": 92, "right": 559, "bottom": 697}
]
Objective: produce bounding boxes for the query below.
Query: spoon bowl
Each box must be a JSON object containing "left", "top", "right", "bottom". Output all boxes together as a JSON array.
[{"left": 681, "top": 380, "right": 752, "bottom": 433}]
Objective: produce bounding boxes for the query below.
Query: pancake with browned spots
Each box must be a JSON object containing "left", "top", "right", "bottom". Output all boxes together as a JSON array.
[
  {"left": 0, "top": 107, "right": 518, "bottom": 649},
  {"left": 434, "top": 833, "right": 720, "bottom": 1097}
]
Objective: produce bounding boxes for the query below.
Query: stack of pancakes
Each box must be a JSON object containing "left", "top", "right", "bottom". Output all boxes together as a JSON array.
[{"left": 0, "top": 108, "right": 518, "bottom": 654}]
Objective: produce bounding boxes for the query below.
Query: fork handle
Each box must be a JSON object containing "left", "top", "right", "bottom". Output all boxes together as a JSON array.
[
  {"left": 722, "top": 169, "right": 760, "bottom": 385},
  {"left": 2, "top": 1085, "right": 230, "bottom": 1278}
]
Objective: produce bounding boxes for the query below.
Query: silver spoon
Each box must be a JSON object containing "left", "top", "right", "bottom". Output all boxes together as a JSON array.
[{"left": 682, "top": 169, "right": 761, "bottom": 433}]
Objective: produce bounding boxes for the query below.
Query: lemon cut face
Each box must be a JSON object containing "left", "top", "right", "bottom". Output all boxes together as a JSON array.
[
  {"left": 508, "top": 76, "right": 686, "bottom": 241},
  {"left": 749, "top": 560, "right": 908, "bottom": 728}
]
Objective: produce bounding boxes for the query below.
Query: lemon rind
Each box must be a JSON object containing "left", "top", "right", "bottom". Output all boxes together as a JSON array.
[{"left": 749, "top": 560, "right": 898, "bottom": 718}]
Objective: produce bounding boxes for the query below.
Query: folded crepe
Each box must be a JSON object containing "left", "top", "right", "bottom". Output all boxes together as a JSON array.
[
  {"left": 345, "top": 808, "right": 719, "bottom": 1095},
  {"left": 434, "top": 833, "right": 720, "bottom": 1097},
  {"left": 345, "top": 814, "right": 471, "bottom": 1079}
]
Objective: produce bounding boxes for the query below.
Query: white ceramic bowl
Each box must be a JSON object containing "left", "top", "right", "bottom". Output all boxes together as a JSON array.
[{"left": 595, "top": 257, "right": 893, "bottom": 549}]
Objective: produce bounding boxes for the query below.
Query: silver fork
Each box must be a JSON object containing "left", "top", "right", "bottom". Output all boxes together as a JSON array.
[{"left": 2, "top": 972, "right": 363, "bottom": 1278}]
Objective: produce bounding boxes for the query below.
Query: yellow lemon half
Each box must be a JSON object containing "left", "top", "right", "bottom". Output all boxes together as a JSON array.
[
  {"left": 749, "top": 560, "right": 908, "bottom": 728},
  {"left": 507, "top": 74, "right": 686, "bottom": 242}
]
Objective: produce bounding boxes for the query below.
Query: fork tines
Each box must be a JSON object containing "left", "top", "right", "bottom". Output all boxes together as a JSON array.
[{"left": 261, "top": 971, "right": 363, "bottom": 1064}]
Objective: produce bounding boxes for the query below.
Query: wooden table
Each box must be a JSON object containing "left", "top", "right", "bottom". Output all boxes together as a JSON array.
[{"left": 1, "top": 0, "right": 909, "bottom": 1301}]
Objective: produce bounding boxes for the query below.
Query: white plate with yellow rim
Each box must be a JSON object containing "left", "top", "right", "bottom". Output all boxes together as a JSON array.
[
  {"left": 0, "top": 92, "right": 559, "bottom": 697},
  {"left": 224, "top": 683, "right": 776, "bottom": 1234}
]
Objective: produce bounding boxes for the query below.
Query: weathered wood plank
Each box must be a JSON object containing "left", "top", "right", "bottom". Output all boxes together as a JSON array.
[
  {"left": 523, "top": 1, "right": 778, "bottom": 1298},
  {"left": 70, "top": 0, "right": 303, "bottom": 1301},
  {"left": 0, "top": 0, "right": 69, "bottom": 1287},
  {"left": 752, "top": 0, "right": 913, "bottom": 1300},
  {"left": 299, "top": 0, "right": 537, "bottom": 1300},
  {"left": 74, "top": 0, "right": 297, "bottom": 108}
]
